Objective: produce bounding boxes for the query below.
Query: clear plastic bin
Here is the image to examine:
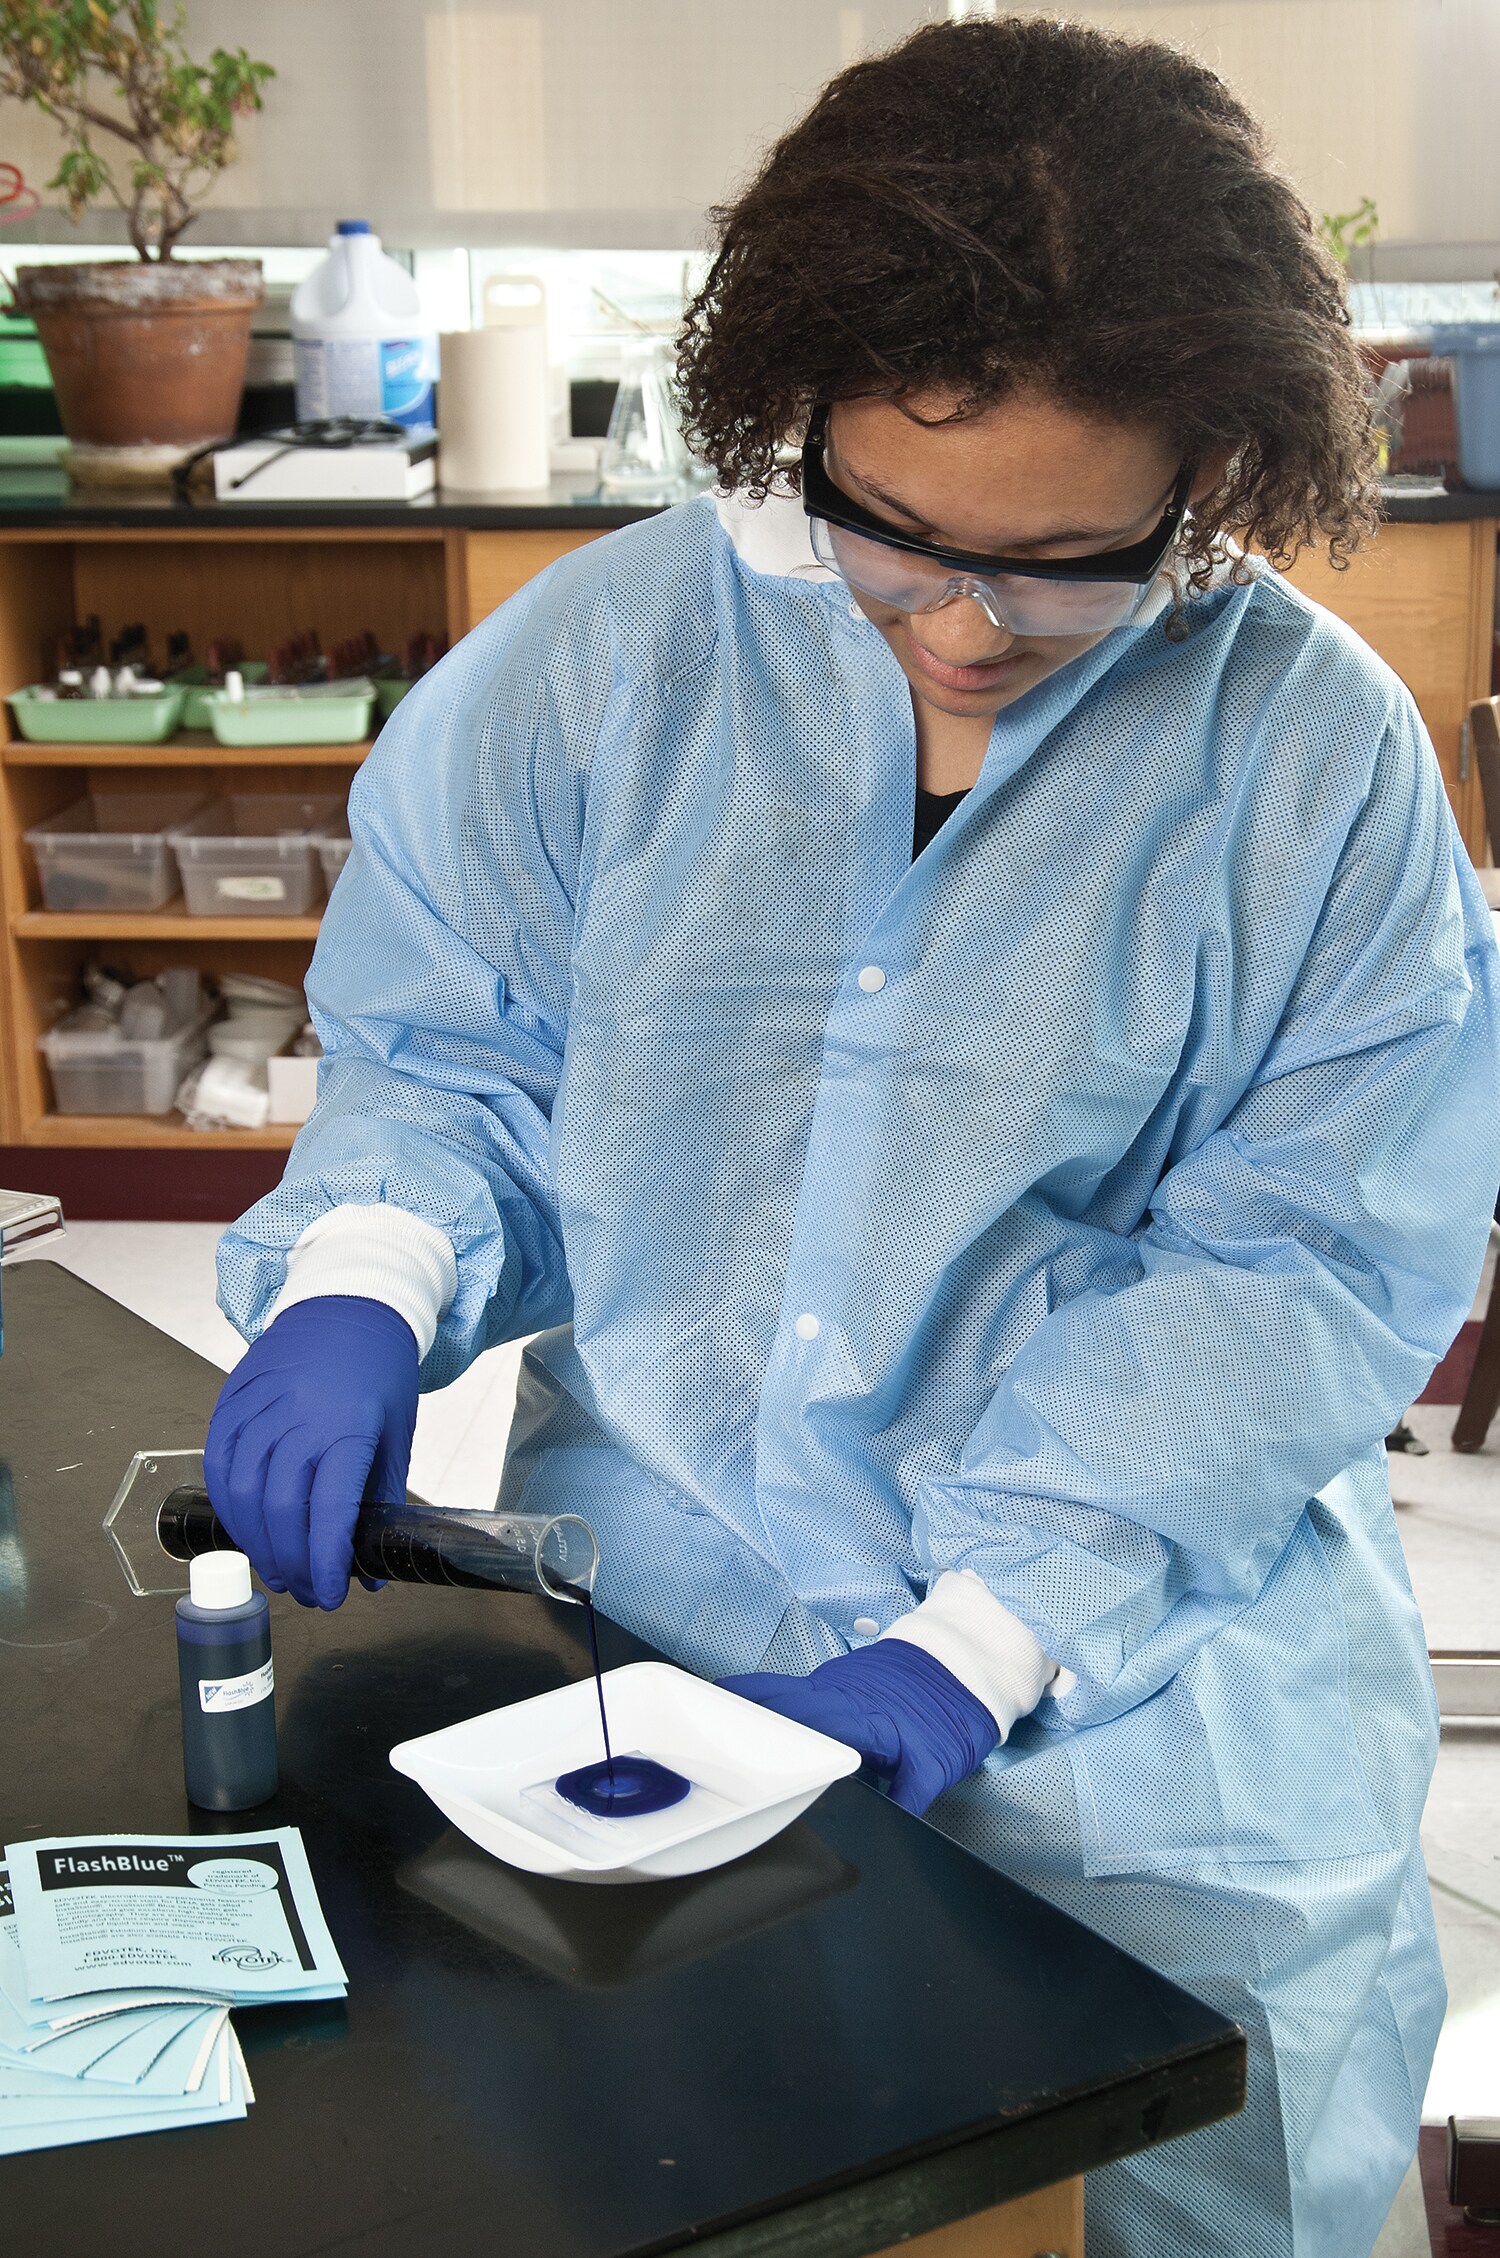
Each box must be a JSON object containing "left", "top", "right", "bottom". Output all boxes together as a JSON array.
[
  {"left": 39, "top": 1008, "right": 213, "bottom": 1116},
  {"left": 24, "top": 790, "right": 208, "bottom": 912},
  {"left": 314, "top": 813, "right": 353, "bottom": 892},
  {"left": 167, "top": 794, "right": 345, "bottom": 917}
]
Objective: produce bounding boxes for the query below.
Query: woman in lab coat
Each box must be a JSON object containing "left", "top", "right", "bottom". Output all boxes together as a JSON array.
[{"left": 206, "top": 19, "right": 1500, "bottom": 2255}]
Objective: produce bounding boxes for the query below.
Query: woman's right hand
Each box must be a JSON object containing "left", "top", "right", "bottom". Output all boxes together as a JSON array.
[{"left": 204, "top": 1295, "right": 419, "bottom": 1610}]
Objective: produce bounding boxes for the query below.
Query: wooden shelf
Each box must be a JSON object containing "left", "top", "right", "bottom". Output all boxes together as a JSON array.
[
  {"left": 3, "top": 731, "right": 373, "bottom": 766},
  {"left": 23, "top": 1112, "right": 298, "bottom": 1148},
  {"left": 0, "top": 520, "right": 600, "bottom": 1152},
  {"left": 13, "top": 898, "right": 322, "bottom": 940}
]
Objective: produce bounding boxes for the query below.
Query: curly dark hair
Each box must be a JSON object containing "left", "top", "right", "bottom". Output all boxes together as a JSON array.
[{"left": 678, "top": 16, "right": 1379, "bottom": 587}]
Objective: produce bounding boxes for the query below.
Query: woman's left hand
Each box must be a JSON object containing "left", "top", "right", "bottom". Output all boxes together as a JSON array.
[{"left": 718, "top": 1640, "right": 999, "bottom": 1815}]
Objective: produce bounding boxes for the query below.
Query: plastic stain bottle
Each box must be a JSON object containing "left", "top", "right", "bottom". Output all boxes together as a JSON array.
[
  {"left": 291, "top": 220, "right": 436, "bottom": 429},
  {"left": 176, "top": 1551, "right": 278, "bottom": 1811}
]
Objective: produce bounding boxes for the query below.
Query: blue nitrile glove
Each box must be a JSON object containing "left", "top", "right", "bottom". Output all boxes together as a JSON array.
[
  {"left": 718, "top": 1640, "right": 999, "bottom": 1816},
  {"left": 204, "top": 1295, "right": 419, "bottom": 1612}
]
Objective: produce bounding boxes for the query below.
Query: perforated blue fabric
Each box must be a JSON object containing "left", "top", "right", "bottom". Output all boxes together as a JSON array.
[{"left": 219, "top": 494, "right": 1500, "bottom": 2255}]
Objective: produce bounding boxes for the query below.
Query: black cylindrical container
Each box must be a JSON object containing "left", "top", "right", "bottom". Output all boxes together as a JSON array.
[
  {"left": 175, "top": 1550, "right": 277, "bottom": 1811},
  {"left": 156, "top": 1483, "right": 597, "bottom": 1601}
]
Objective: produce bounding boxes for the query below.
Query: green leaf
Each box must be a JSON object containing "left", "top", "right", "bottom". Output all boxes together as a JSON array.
[{"left": 1320, "top": 196, "right": 1380, "bottom": 267}]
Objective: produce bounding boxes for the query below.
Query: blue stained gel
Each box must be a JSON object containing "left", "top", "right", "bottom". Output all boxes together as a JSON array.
[
  {"left": 556, "top": 1754, "right": 691, "bottom": 1816},
  {"left": 557, "top": 1596, "right": 691, "bottom": 1818}
]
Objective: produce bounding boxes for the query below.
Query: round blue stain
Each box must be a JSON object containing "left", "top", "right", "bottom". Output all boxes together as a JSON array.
[{"left": 557, "top": 1756, "right": 690, "bottom": 1817}]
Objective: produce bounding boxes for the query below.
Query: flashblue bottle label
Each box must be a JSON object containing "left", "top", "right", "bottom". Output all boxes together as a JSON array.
[{"left": 198, "top": 1656, "right": 274, "bottom": 1714}]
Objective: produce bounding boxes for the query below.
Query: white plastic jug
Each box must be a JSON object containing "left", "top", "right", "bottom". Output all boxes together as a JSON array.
[{"left": 291, "top": 222, "right": 435, "bottom": 429}]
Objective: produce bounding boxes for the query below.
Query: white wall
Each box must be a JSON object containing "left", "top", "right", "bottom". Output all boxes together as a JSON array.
[
  {"left": 0, "top": 0, "right": 1488, "bottom": 270},
  {"left": 1057, "top": 0, "right": 1500, "bottom": 274}
]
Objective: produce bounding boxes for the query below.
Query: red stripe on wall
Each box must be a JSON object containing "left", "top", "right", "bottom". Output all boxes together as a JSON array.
[{"left": 0, "top": 1147, "right": 284, "bottom": 1222}]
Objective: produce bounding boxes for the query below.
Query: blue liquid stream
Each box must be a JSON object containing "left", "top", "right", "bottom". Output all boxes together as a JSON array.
[{"left": 556, "top": 1598, "right": 690, "bottom": 1818}]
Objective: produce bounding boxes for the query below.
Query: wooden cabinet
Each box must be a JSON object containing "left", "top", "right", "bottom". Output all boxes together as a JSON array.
[
  {"left": 0, "top": 524, "right": 603, "bottom": 1150},
  {"left": 1278, "top": 517, "right": 1495, "bottom": 862},
  {"left": 877, "top": 2174, "right": 1081, "bottom": 2256},
  {"left": 453, "top": 529, "right": 605, "bottom": 634}
]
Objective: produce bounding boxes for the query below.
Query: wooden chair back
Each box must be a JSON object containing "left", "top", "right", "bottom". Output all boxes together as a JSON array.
[{"left": 1470, "top": 697, "right": 1500, "bottom": 867}]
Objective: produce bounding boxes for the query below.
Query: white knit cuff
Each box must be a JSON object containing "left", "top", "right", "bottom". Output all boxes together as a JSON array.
[
  {"left": 267, "top": 1204, "right": 457, "bottom": 1360},
  {"left": 880, "top": 1569, "right": 1074, "bottom": 1740}
]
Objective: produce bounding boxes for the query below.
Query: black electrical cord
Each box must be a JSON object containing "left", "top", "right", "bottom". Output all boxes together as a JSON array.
[{"left": 171, "top": 416, "right": 411, "bottom": 501}]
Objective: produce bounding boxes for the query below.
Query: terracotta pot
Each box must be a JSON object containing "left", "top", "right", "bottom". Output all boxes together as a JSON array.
[{"left": 13, "top": 259, "right": 263, "bottom": 485}]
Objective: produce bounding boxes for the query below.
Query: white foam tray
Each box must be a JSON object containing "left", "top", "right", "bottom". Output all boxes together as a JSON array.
[{"left": 390, "top": 1661, "right": 860, "bottom": 1884}]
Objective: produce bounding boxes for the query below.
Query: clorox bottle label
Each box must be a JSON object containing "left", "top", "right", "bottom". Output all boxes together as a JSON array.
[{"left": 379, "top": 336, "right": 434, "bottom": 426}]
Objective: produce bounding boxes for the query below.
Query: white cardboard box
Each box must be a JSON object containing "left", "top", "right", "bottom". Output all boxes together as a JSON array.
[
  {"left": 266, "top": 1054, "right": 319, "bottom": 1124},
  {"left": 212, "top": 433, "right": 437, "bottom": 502}
]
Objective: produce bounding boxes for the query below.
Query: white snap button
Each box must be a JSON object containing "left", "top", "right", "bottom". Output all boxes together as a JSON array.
[
  {"left": 852, "top": 1617, "right": 880, "bottom": 1638},
  {"left": 857, "top": 965, "right": 886, "bottom": 993},
  {"left": 793, "top": 1313, "right": 820, "bottom": 1340}
]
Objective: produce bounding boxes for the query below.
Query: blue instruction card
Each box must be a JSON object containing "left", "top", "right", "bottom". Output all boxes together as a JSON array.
[{"left": 4, "top": 1831, "right": 347, "bottom": 2005}]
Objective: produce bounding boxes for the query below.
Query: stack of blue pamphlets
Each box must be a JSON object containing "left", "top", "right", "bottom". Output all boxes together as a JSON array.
[{"left": 0, "top": 1829, "right": 347, "bottom": 2154}]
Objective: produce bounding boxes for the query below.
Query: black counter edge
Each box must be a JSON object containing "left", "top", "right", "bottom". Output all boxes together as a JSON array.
[
  {"left": 639, "top": 2030, "right": 1247, "bottom": 2258},
  {"left": 0, "top": 498, "right": 666, "bottom": 532},
  {"left": 0, "top": 490, "right": 1494, "bottom": 532},
  {"left": 1377, "top": 490, "right": 1500, "bottom": 523}
]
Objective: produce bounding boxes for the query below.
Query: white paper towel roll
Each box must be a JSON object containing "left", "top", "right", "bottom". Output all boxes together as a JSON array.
[{"left": 439, "top": 327, "right": 551, "bottom": 492}]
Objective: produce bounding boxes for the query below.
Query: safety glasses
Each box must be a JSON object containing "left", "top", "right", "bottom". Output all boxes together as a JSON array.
[{"left": 801, "top": 405, "right": 1195, "bottom": 638}]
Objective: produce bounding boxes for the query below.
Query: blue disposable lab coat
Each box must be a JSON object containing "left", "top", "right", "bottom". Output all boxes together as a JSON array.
[{"left": 220, "top": 495, "right": 1500, "bottom": 2255}]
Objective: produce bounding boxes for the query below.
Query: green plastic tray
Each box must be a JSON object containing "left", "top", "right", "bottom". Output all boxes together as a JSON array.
[
  {"left": 9, "top": 684, "right": 186, "bottom": 744},
  {"left": 0, "top": 315, "right": 53, "bottom": 389},
  {"left": 204, "top": 686, "right": 375, "bottom": 747},
  {"left": 0, "top": 335, "right": 51, "bottom": 387},
  {"left": 172, "top": 660, "right": 268, "bottom": 731}
]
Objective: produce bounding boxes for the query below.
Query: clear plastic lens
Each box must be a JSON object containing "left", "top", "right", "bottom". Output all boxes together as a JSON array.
[{"left": 814, "top": 519, "right": 1149, "bottom": 637}]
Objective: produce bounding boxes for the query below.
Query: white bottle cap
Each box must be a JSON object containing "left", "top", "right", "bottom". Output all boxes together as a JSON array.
[{"left": 189, "top": 1551, "right": 253, "bottom": 1609}]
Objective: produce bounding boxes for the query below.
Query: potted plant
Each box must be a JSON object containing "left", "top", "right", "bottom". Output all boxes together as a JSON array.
[{"left": 0, "top": 2, "right": 273, "bottom": 482}]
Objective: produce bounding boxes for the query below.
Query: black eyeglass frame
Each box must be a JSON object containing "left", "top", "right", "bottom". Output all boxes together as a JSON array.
[{"left": 800, "top": 405, "right": 1197, "bottom": 587}]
